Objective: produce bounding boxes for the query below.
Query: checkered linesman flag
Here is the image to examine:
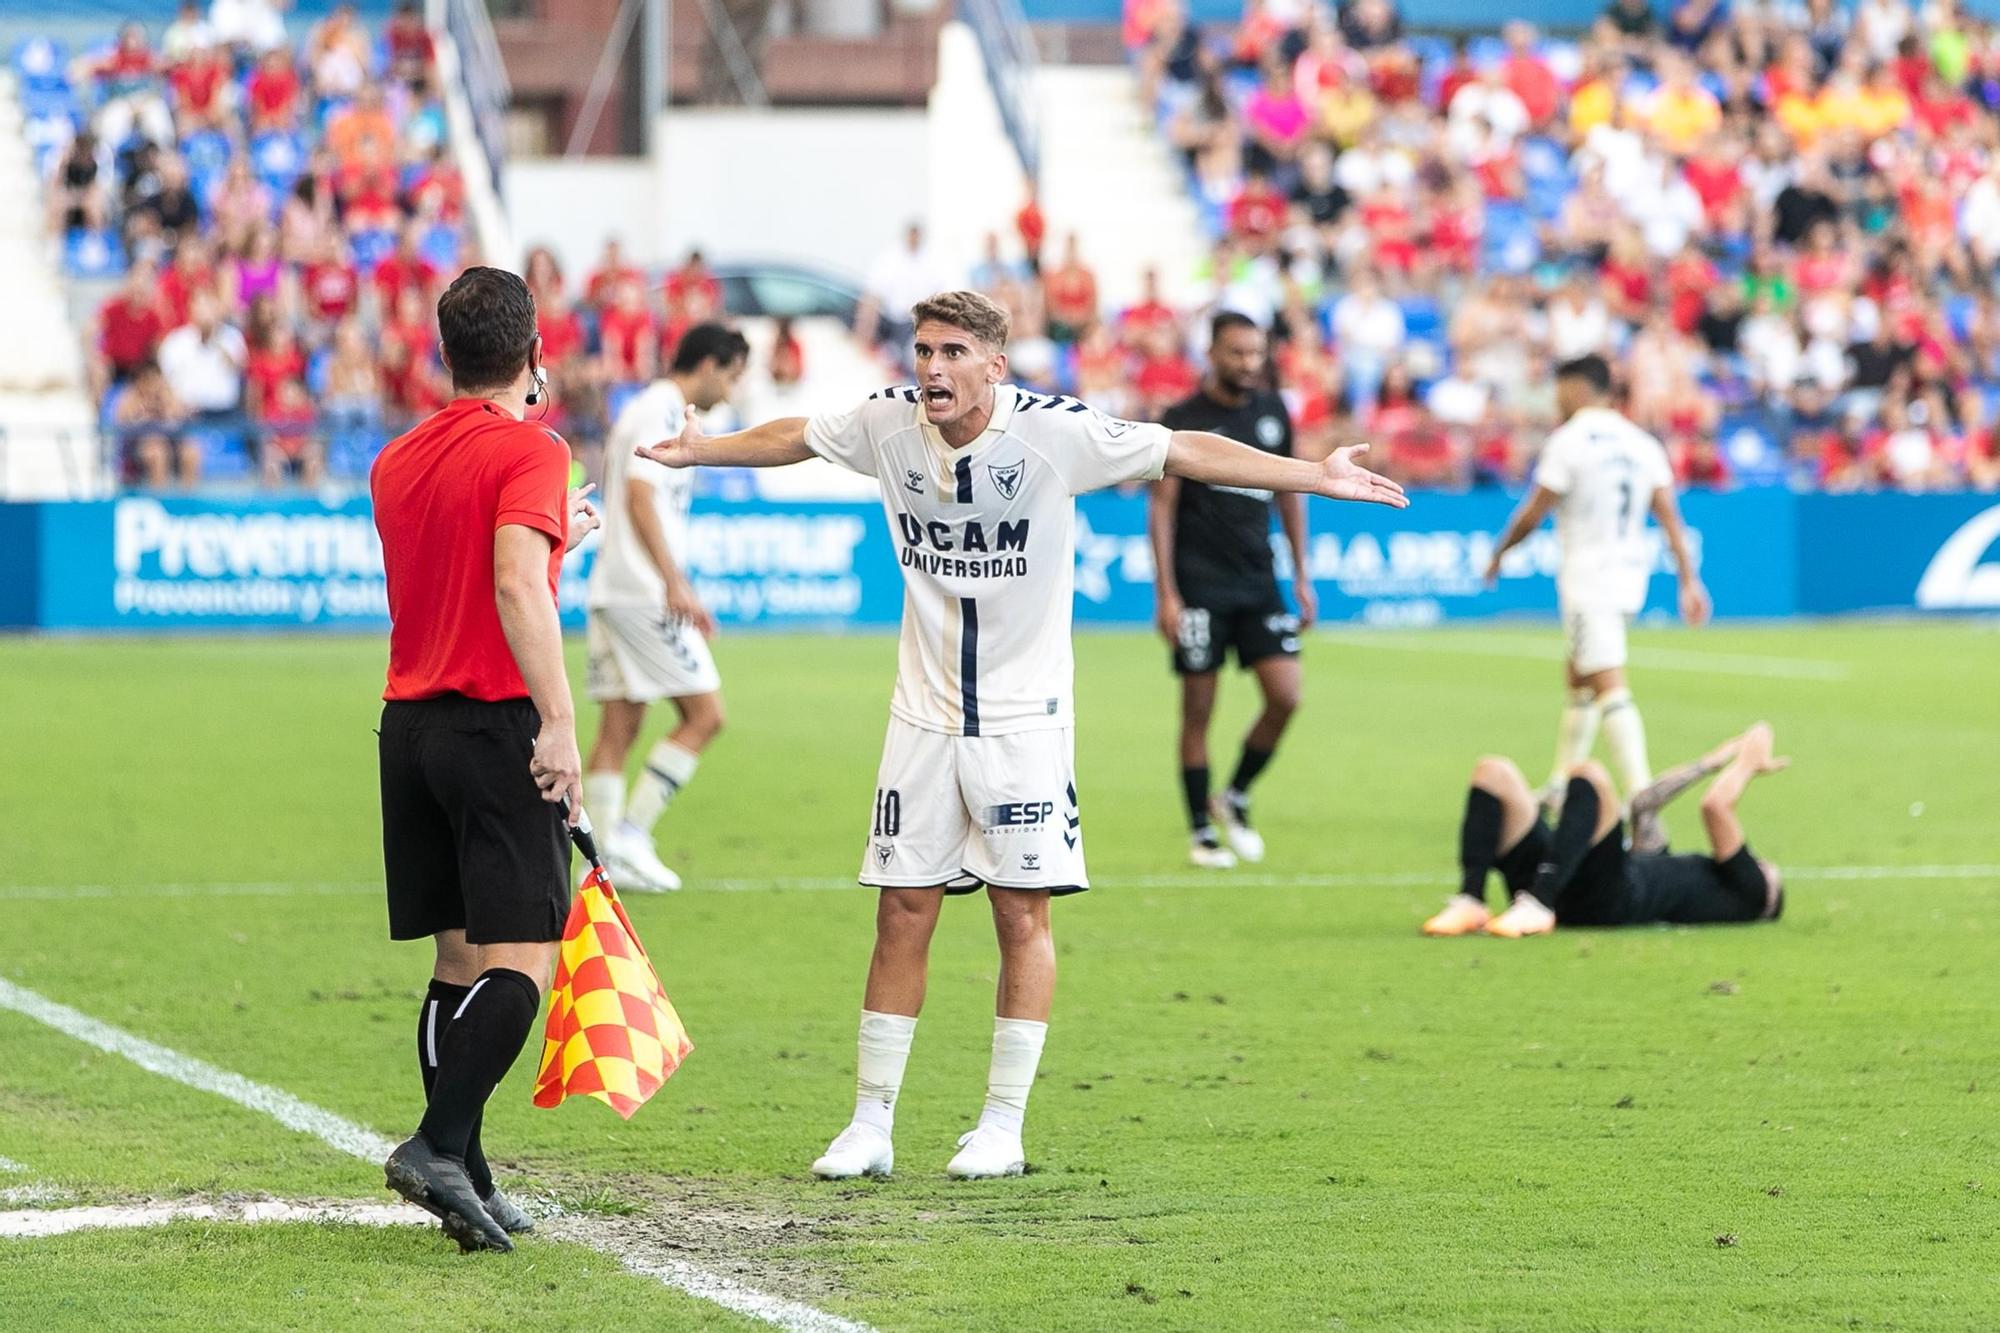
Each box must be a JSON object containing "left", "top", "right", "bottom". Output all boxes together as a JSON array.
[{"left": 533, "top": 811, "right": 693, "bottom": 1119}]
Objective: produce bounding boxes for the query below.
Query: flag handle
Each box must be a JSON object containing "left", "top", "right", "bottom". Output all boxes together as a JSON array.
[{"left": 563, "top": 799, "right": 605, "bottom": 870}]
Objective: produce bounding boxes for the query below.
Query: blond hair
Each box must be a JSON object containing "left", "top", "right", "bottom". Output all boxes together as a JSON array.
[{"left": 910, "top": 290, "right": 1011, "bottom": 350}]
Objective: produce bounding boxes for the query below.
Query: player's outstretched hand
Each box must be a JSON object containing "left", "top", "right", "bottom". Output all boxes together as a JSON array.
[
  {"left": 636, "top": 406, "right": 705, "bottom": 468},
  {"left": 1680, "top": 578, "right": 1713, "bottom": 627},
  {"left": 1316, "top": 444, "right": 1408, "bottom": 508},
  {"left": 564, "top": 483, "right": 600, "bottom": 554},
  {"left": 1738, "top": 721, "right": 1791, "bottom": 776}
]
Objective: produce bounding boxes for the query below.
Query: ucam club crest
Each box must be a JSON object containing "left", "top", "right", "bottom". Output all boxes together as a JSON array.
[{"left": 988, "top": 460, "right": 1024, "bottom": 501}]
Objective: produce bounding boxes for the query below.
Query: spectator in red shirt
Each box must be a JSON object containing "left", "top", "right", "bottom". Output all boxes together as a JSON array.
[
  {"left": 302, "top": 235, "right": 361, "bottom": 326},
  {"left": 386, "top": 1, "right": 437, "bottom": 85},
  {"left": 168, "top": 42, "right": 231, "bottom": 132},
  {"left": 1043, "top": 233, "right": 1100, "bottom": 343},
  {"left": 260, "top": 377, "right": 324, "bottom": 486},
  {"left": 1500, "top": 22, "right": 1560, "bottom": 126},
  {"left": 96, "top": 260, "right": 168, "bottom": 386},
  {"left": 1015, "top": 187, "right": 1047, "bottom": 274},
  {"left": 245, "top": 323, "right": 306, "bottom": 419},
  {"left": 246, "top": 48, "right": 302, "bottom": 133},
  {"left": 523, "top": 245, "right": 565, "bottom": 308},
  {"left": 91, "top": 22, "right": 175, "bottom": 147},
  {"left": 374, "top": 225, "right": 440, "bottom": 311},
  {"left": 406, "top": 147, "right": 466, "bottom": 225},
  {"left": 1132, "top": 322, "right": 1200, "bottom": 418},
  {"left": 1118, "top": 266, "right": 1179, "bottom": 349},
  {"left": 663, "top": 249, "right": 723, "bottom": 317},
  {"left": 158, "top": 237, "right": 216, "bottom": 328},
  {"left": 1673, "top": 434, "right": 1732, "bottom": 487},
  {"left": 1227, "top": 167, "right": 1288, "bottom": 251},
  {"left": 596, "top": 276, "right": 657, "bottom": 384},
  {"left": 585, "top": 237, "right": 642, "bottom": 310},
  {"left": 1434, "top": 37, "right": 1479, "bottom": 112}
]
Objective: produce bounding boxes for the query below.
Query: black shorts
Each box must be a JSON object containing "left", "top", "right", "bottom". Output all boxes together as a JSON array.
[
  {"left": 1495, "top": 818, "right": 1631, "bottom": 926},
  {"left": 379, "top": 694, "right": 571, "bottom": 945},
  {"left": 1171, "top": 588, "right": 1299, "bottom": 675}
]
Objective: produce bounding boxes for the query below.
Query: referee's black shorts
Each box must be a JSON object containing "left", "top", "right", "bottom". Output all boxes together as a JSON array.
[{"left": 378, "top": 693, "right": 570, "bottom": 944}]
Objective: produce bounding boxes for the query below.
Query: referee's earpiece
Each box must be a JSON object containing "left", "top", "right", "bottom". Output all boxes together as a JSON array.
[{"left": 524, "top": 334, "right": 547, "bottom": 407}]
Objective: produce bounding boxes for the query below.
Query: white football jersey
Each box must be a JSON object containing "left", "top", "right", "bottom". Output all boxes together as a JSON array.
[
  {"left": 806, "top": 384, "right": 1171, "bottom": 736},
  {"left": 588, "top": 381, "right": 694, "bottom": 611},
  {"left": 1534, "top": 405, "right": 1676, "bottom": 612}
]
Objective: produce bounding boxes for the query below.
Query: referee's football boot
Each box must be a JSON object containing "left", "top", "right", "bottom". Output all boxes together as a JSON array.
[
  {"left": 481, "top": 1186, "right": 535, "bottom": 1235},
  {"left": 385, "top": 1134, "right": 514, "bottom": 1252},
  {"left": 1188, "top": 827, "right": 1237, "bottom": 870},
  {"left": 1211, "top": 792, "right": 1266, "bottom": 864},
  {"left": 604, "top": 824, "right": 684, "bottom": 892},
  {"left": 946, "top": 1125, "right": 1026, "bottom": 1180},
  {"left": 810, "top": 1122, "right": 895, "bottom": 1179}
]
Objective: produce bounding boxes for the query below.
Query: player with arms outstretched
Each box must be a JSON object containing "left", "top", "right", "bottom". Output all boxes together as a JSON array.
[
  {"left": 581, "top": 324, "right": 749, "bottom": 891},
  {"left": 1483, "top": 354, "right": 1709, "bottom": 806},
  {"left": 1151, "top": 312, "right": 1315, "bottom": 869},
  {"left": 1422, "top": 722, "right": 1788, "bottom": 938},
  {"left": 636, "top": 290, "right": 1405, "bottom": 1179}
]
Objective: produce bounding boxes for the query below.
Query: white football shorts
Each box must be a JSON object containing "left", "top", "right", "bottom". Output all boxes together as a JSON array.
[
  {"left": 858, "top": 718, "right": 1087, "bottom": 894},
  {"left": 585, "top": 606, "right": 722, "bottom": 703},
  {"left": 1561, "top": 604, "right": 1630, "bottom": 676}
]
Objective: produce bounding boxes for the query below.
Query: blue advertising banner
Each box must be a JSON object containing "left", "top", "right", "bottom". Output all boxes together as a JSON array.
[{"left": 2, "top": 489, "right": 1994, "bottom": 633}]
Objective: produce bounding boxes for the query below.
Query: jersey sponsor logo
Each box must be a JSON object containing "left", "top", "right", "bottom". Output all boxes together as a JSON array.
[
  {"left": 904, "top": 469, "right": 925, "bottom": 495},
  {"left": 1022, "top": 852, "right": 1041, "bottom": 871},
  {"left": 894, "top": 514, "right": 1030, "bottom": 578},
  {"left": 988, "top": 460, "right": 1025, "bottom": 501},
  {"left": 1256, "top": 415, "right": 1284, "bottom": 448},
  {"left": 1915, "top": 502, "right": 2000, "bottom": 609},
  {"left": 981, "top": 800, "right": 1057, "bottom": 829}
]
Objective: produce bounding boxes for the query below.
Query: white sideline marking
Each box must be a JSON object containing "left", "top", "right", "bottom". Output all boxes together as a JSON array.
[
  {"left": 0, "top": 1200, "right": 431, "bottom": 1240},
  {"left": 0, "top": 977, "right": 872, "bottom": 1333},
  {"left": 0, "top": 1156, "right": 26, "bottom": 1173},
  {"left": 1336, "top": 632, "right": 1853, "bottom": 682},
  {"left": 3, "top": 864, "right": 1998, "bottom": 902}
]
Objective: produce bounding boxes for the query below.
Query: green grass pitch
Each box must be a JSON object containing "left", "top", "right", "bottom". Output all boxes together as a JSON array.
[{"left": 1, "top": 622, "right": 1997, "bottom": 1330}]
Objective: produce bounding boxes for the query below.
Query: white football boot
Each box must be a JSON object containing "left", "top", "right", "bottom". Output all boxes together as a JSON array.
[
  {"left": 1210, "top": 794, "right": 1266, "bottom": 864},
  {"left": 1485, "top": 893, "right": 1557, "bottom": 938},
  {"left": 1188, "top": 831, "right": 1237, "bottom": 870},
  {"left": 604, "top": 824, "right": 682, "bottom": 892},
  {"left": 810, "top": 1123, "right": 894, "bottom": 1179},
  {"left": 946, "top": 1125, "right": 1026, "bottom": 1179}
]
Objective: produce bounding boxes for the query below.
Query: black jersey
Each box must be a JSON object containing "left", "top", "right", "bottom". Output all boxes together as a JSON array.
[
  {"left": 1626, "top": 845, "right": 1778, "bottom": 924},
  {"left": 1159, "top": 387, "right": 1295, "bottom": 597}
]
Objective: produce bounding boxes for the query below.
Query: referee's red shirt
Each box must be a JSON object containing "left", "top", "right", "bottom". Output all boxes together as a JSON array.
[{"left": 371, "top": 399, "right": 571, "bottom": 702}]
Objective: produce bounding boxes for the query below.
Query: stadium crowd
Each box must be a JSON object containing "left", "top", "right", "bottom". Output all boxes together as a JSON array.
[
  {"left": 871, "top": 0, "right": 2000, "bottom": 491},
  {"left": 49, "top": 1, "right": 460, "bottom": 487}
]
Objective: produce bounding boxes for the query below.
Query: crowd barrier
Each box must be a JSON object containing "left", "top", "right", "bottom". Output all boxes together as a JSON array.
[{"left": 2, "top": 489, "right": 1996, "bottom": 633}]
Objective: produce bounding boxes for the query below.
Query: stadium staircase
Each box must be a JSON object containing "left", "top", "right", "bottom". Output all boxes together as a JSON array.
[
  {"left": 1031, "top": 64, "right": 1207, "bottom": 309},
  {"left": 0, "top": 65, "right": 100, "bottom": 498}
]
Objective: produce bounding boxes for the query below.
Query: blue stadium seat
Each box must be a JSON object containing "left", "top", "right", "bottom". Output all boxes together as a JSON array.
[
  {"left": 19, "top": 86, "right": 77, "bottom": 121},
  {"left": 417, "top": 222, "right": 460, "bottom": 273},
  {"left": 63, "top": 229, "right": 126, "bottom": 279},
  {"left": 1481, "top": 202, "right": 1541, "bottom": 275},
  {"left": 349, "top": 228, "right": 397, "bottom": 274},
  {"left": 1717, "top": 414, "right": 1787, "bottom": 487},
  {"left": 605, "top": 382, "right": 644, "bottom": 424},
  {"left": 190, "top": 425, "right": 254, "bottom": 481},
  {"left": 12, "top": 36, "right": 66, "bottom": 93},
  {"left": 1399, "top": 296, "right": 1444, "bottom": 342},
  {"left": 1468, "top": 34, "right": 1508, "bottom": 69},
  {"left": 250, "top": 130, "right": 306, "bottom": 193}
]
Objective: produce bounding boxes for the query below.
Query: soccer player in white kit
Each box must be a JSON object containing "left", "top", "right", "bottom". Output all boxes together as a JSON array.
[
  {"left": 581, "top": 325, "right": 749, "bottom": 891},
  {"left": 636, "top": 291, "right": 1407, "bottom": 1179},
  {"left": 1451, "top": 354, "right": 1708, "bottom": 933}
]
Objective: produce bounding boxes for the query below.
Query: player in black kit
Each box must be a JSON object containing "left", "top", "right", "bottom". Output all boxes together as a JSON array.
[
  {"left": 1422, "top": 722, "right": 1790, "bottom": 938},
  {"left": 1149, "top": 312, "right": 1314, "bottom": 868}
]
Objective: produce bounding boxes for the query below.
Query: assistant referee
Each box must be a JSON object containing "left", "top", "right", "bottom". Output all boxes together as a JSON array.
[{"left": 371, "top": 266, "right": 598, "bottom": 1253}]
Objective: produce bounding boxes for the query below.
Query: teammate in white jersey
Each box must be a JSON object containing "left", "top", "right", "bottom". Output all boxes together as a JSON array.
[
  {"left": 636, "top": 291, "right": 1406, "bottom": 1180},
  {"left": 581, "top": 325, "right": 749, "bottom": 891},
  {"left": 1480, "top": 353, "right": 1708, "bottom": 814}
]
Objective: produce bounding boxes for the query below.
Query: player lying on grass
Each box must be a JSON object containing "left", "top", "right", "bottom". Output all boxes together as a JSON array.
[
  {"left": 637, "top": 289, "right": 1405, "bottom": 1180},
  {"left": 1422, "top": 722, "right": 1789, "bottom": 938}
]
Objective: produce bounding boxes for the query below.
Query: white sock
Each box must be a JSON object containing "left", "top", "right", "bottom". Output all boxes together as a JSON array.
[
  {"left": 1549, "top": 688, "right": 1602, "bottom": 793},
  {"left": 978, "top": 1017, "right": 1048, "bottom": 1136},
  {"left": 626, "top": 739, "right": 699, "bottom": 834},
  {"left": 852, "top": 1010, "right": 917, "bottom": 1135},
  {"left": 1599, "top": 686, "right": 1651, "bottom": 795},
  {"left": 582, "top": 771, "right": 626, "bottom": 834}
]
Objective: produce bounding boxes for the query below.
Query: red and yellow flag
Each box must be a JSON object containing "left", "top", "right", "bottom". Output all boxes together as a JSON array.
[{"left": 532, "top": 866, "right": 692, "bottom": 1119}]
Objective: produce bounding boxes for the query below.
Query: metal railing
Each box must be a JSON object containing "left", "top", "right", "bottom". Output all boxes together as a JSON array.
[
  {"left": 429, "top": 0, "right": 510, "bottom": 194},
  {"left": 959, "top": 0, "right": 1041, "bottom": 183}
]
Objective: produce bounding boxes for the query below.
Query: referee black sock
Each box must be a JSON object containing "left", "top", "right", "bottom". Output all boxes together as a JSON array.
[
  {"left": 1228, "top": 745, "right": 1275, "bottom": 799},
  {"left": 418, "top": 967, "right": 541, "bottom": 1163},
  {"left": 1181, "top": 766, "right": 1212, "bottom": 833},
  {"left": 1528, "top": 778, "right": 1600, "bottom": 911},
  {"left": 418, "top": 979, "right": 495, "bottom": 1198},
  {"left": 1458, "top": 788, "right": 1503, "bottom": 904}
]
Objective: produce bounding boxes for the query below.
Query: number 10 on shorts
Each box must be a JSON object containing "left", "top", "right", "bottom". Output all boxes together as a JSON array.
[{"left": 873, "top": 788, "right": 902, "bottom": 838}]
